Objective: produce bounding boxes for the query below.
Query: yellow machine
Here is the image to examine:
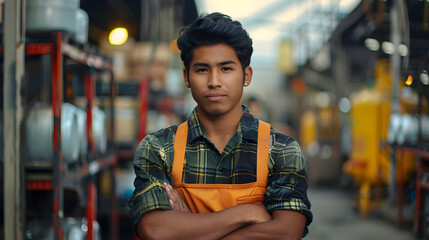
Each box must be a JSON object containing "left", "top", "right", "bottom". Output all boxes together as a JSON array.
[
  {"left": 344, "top": 89, "right": 391, "bottom": 184},
  {"left": 342, "top": 60, "right": 390, "bottom": 216},
  {"left": 343, "top": 88, "right": 391, "bottom": 216},
  {"left": 343, "top": 59, "right": 417, "bottom": 217}
]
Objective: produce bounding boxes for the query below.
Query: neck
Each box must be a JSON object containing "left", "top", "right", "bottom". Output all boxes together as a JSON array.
[{"left": 197, "top": 106, "right": 242, "bottom": 152}]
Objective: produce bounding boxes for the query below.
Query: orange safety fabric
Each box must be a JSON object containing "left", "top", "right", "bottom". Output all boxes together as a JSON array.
[{"left": 172, "top": 120, "right": 271, "bottom": 213}]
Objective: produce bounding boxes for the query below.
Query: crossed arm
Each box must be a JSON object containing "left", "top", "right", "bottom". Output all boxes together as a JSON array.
[{"left": 136, "top": 183, "right": 306, "bottom": 240}]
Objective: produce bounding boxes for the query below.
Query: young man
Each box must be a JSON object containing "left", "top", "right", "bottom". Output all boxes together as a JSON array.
[{"left": 126, "top": 12, "right": 312, "bottom": 239}]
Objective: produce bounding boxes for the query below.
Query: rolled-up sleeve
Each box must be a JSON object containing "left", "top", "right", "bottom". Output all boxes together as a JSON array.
[
  {"left": 126, "top": 134, "right": 172, "bottom": 226},
  {"left": 264, "top": 139, "right": 312, "bottom": 236}
]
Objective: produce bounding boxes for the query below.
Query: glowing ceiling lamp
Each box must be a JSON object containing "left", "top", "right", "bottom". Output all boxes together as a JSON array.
[
  {"left": 405, "top": 75, "right": 413, "bottom": 86},
  {"left": 364, "top": 38, "right": 380, "bottom": 51},
  {"left": 421, "top": 70, "right": 429, "bottom": 85},
  {"left": 109, "top": 27, "right": 128, "bottom": 45}
]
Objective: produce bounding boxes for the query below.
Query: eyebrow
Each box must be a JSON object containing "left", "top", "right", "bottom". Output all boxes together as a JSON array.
[{"left": 192, "top": 60, "right": 237, "bottom": 68}]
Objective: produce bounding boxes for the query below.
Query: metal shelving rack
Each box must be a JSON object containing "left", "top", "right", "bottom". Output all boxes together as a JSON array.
[
  {"left": 21, "top": 31, "right": 119, "bottom": 240},
  {"left": 385, "top": 82, "right": 429, "bottom": 237},
  {"left": 412, "top": 83, "right": 429, "bottom": 237}
]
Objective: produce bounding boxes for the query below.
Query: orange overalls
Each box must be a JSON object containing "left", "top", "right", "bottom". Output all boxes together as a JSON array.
[{"left": 172, "top": 120, "right": 271, "bottom": 213}]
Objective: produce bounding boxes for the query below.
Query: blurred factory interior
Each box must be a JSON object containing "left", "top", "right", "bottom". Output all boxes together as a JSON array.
[{"left": 1, "top": 0, "right": 429, "bottom": 239}]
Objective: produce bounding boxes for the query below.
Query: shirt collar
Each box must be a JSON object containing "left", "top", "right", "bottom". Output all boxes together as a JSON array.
[{"left": 186, "top": 105, "right": 259, "bottom": 144}]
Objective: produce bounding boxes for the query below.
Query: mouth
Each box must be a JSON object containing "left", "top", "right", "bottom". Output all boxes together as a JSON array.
[{"left": 206, "top": 94, "right": 226, "bottom": 101}]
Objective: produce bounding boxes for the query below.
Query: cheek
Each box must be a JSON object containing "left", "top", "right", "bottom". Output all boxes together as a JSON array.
[
  {"left": 228, "top": 77, "right": 244, "bottom": 91},
  {"left": 189, "top": 78, "right": 205, "bottom": 91},
  {"left": 189, "top": 87, "right": 202, "bottom": 102},
  {"left": 188, "top": 74, "right": 205, "bottom": 86}
]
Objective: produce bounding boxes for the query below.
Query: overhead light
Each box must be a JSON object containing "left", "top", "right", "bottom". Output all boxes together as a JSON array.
[
  {"left": 109, "top": 27, "right": 128, "bottom": 46},
  {"left": 398, "top": 44, "right": 408, "bottom": 57},
  {"left": 381, "top": 41, "right": 395, "bottom": 55},
  {"left": 421, "top": 70, "right": 429, "bottom": 85},
  {"left": 364, "top": 38, "right": 380, "bottom": 51},
  {"left": 380, "top": 42, "right": 408, "bottom": 56},
  {"left": 405, "top": 75, "right": 413, "bottom": 86}
]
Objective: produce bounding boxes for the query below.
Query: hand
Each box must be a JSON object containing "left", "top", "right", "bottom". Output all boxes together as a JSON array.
[{"left": 164, "top": 182, "right": 192, "bottom": 213}]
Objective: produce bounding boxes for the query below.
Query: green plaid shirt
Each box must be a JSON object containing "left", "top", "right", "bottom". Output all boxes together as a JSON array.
[{"left": 126, "top": 105, "right": 312, "bottom": 235}]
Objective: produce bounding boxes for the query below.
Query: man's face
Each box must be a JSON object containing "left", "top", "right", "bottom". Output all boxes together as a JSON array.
[{"left": 184, "top": 43, "right": 252, "bottom": 119}]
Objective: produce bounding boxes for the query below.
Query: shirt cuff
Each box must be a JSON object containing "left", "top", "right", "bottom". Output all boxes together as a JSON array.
[
  {"left": 265, "top": 198, "right": 313, "bottom": 237},
  {"left": 126, "top": 182, "right": 172, "bottom": 226}
]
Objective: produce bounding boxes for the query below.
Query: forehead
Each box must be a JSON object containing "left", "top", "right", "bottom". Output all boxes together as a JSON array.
[{"left": 191, "top": 43, "right": 239, "bottom": 64}]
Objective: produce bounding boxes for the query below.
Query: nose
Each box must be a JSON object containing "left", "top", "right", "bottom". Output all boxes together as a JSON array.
[{"left": 208, "top": 70, "right": 222, "bottom": 88}]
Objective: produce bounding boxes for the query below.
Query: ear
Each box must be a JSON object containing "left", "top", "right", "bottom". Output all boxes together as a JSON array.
[
  {"left": 243, "top": 66, "right": 253, "bottom": 87},
  {"left": 183, "top": 68, "right": 190, "bottom": 88}
]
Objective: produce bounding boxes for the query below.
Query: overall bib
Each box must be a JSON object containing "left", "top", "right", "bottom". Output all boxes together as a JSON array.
[{"left": 172, "top": 120, "right": 271, "bottom": 213}]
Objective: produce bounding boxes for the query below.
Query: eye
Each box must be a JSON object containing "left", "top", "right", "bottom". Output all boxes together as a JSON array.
[
  {"left": 222, "top": 66, "right": 232, "bottom": 72},
  {"left": 196, "top": 68, "right": 208, "bottom": 73}
]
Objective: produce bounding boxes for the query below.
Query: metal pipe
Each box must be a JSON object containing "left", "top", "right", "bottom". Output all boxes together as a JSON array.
[
  {"left": 3, "top": 0, "right": 25, "bottom": 239},
  {"left": 388, "top": 0, "right": 402, "bottom": 204}
]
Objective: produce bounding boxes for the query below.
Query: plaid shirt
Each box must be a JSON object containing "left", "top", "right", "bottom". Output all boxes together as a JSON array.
[{"left": 126, "top": 105, "right": 312, "bottom": 235}]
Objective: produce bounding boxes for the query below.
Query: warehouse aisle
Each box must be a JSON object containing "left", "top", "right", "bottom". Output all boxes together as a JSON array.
[{"left": 306, "top": 187, "right": 416, "bottom": 240}]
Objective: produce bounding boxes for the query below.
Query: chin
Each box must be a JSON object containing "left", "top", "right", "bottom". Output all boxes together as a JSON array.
[
  {"left": 200, "top": 106, "right": 227, "bottom": 117},
  {"left": 207, "top": 108, "right": 226, "bottom": 116}
]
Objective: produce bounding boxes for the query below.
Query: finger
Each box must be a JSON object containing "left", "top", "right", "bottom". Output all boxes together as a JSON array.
[
  {"left": 164, "top": 182, "right": 175, "bottom": 199},
  {"left": 166, "top": 184, "right": 181, "bottom": 201},
  {"left": 164, "top": 183, "right": 183, "bottom": 209},
  {"left": 164, "top": 182, "right": 174, "bottom": 194},
  {"left": 163, "top": 183, "right": 191, "bottom": 212},
  {"left": 163, "top": 182, "right": 170, "bottom": 191}
]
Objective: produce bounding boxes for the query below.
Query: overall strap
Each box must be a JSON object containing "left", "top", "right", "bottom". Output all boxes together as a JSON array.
[
  {"left": 172, "top": 120, "right": 270, "bottom": 185},
  {"left": 172, "top": 121, "right": 188, "bottom": 186},
  {"left": 256, "top": 120, "right": 270, "bottom": 185}
]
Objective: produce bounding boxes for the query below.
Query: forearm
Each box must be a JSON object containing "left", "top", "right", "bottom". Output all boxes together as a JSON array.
[
  {"left": 137, "top": 204, "right": 268, "bottom": 240},
  {"left": 221, "top": 220, "right": 292, "bottom": 240},
  {"left": 221, "top": 210, "right": 306, "bottom": 240}
]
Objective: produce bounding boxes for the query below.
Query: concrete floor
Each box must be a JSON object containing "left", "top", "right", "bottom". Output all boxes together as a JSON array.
[{"left": 306, "top": 187, "right": 417, "bottom": 240}]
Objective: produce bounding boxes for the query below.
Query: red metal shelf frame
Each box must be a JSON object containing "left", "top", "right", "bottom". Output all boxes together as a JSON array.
[{"left": 24, "top": 32, "right": 118, "bottom": 240}]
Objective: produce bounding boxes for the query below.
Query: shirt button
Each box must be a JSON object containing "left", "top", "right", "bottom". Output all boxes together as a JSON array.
[{"left": 218, "top": 167, "right": 224, "bottom": 172}]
